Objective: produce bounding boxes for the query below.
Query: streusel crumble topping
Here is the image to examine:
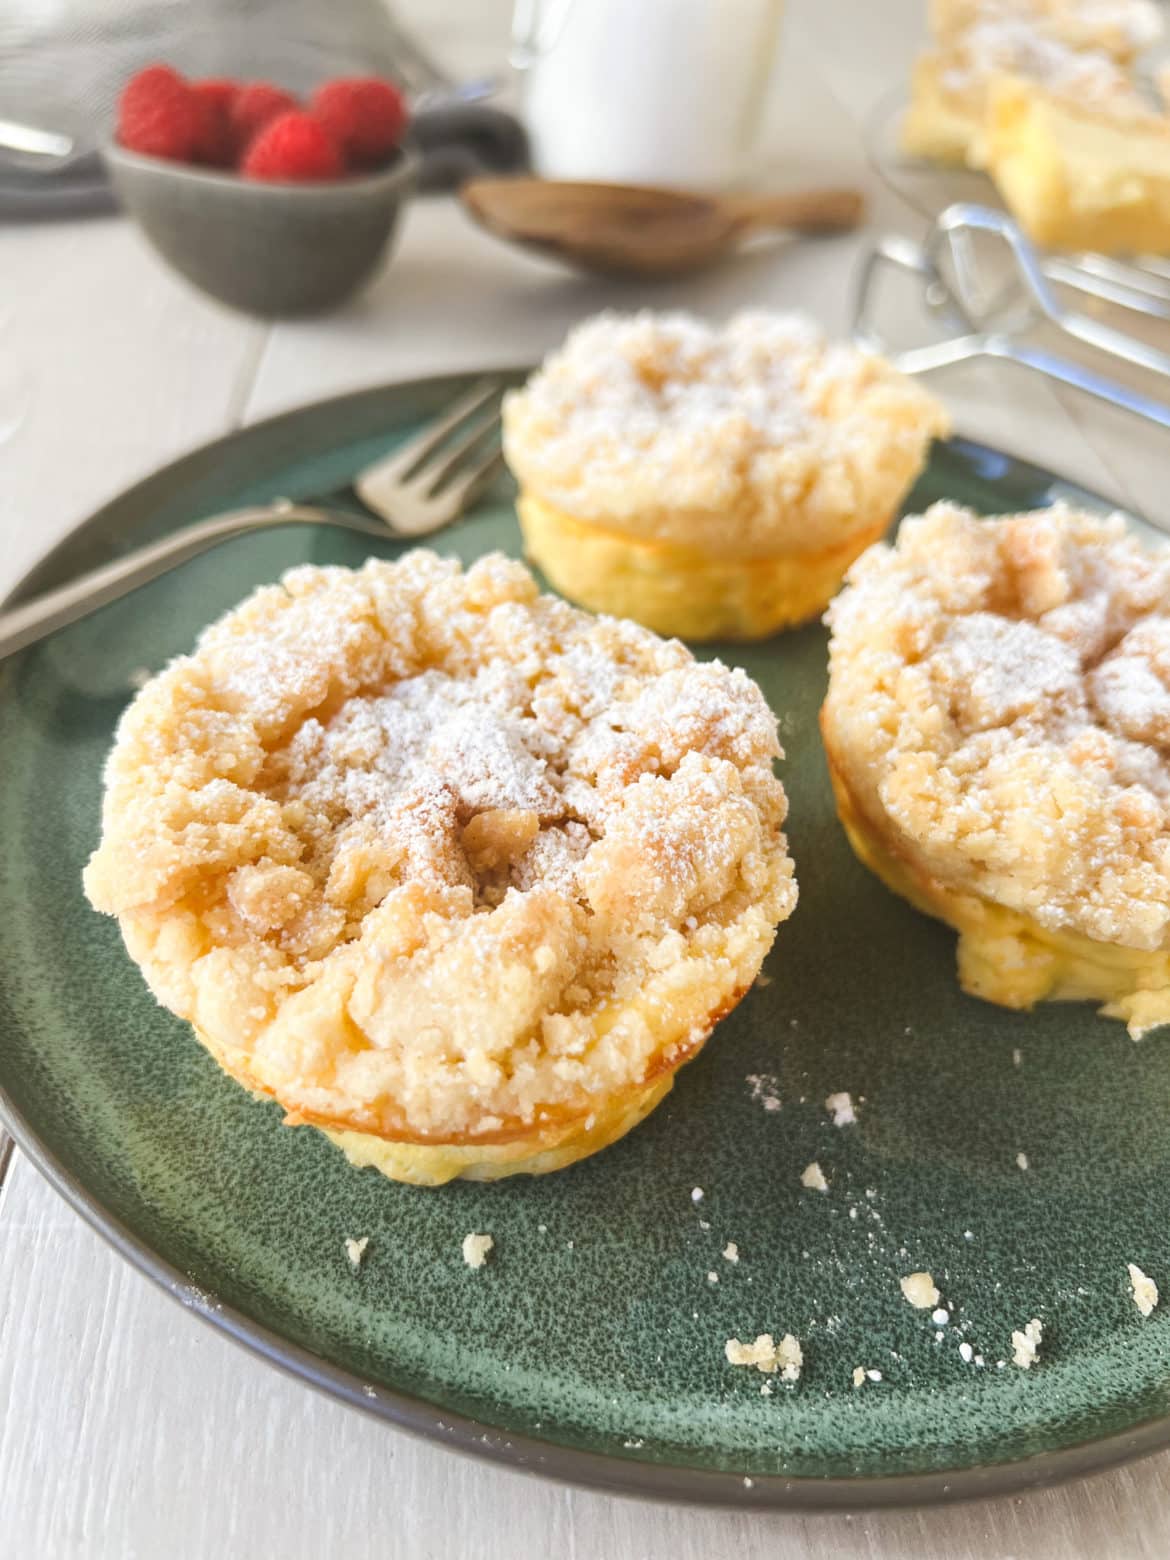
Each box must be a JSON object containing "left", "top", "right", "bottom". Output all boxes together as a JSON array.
[
  {"left": 503, "top": 311, "right": 949, "bottom": 556},
  {"left": 825, "top": 503, "right": 1170, "bottom": 951},
  {"left": 84, "top": 551, "right": 795, "bottom": 1141}
]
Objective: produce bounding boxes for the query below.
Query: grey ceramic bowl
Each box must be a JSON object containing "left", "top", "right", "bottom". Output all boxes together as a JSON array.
[{"left": 103, "top": 140, "right": 417, "bottom": 318}]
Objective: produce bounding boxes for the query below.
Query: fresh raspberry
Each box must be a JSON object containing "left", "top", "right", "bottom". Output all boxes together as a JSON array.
[
  {"left": 229, "top": 82, "right": 300, "bottom": 156},
  {"left": 193, "top": 77, "right": 237, "bottom": 114},
  {"left": 191, "top": 79, "right": 238, "bottom": 166},
  {"left": 117, "top": 65, "right": 208, "bottom": 163},
  {"left": 241, "top": 111, "right": 344, "bottom": 182},
  {"left": 310, "top": 77, "right": 407, "bottom": 167}
]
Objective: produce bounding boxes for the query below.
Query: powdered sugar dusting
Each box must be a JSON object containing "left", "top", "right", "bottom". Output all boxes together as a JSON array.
[
  {"left": 825, "top": 502, "right": 1170, "bottom": 954},
  {"left": 503, "top": 309, "right": 948, "bottom": 554},
  {"left": 84, "top": 550, "right": 797, "bottom": 1142},
  {"left": 941, "top": 16, "right": 1139, "bottom": 103}
]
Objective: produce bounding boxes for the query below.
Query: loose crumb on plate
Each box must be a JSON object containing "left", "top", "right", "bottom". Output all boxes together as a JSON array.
[
  {"left": 1016, "top": 1152, "right": 1030, "bottom": 1171},
  {"left": 852, "top": 1366, "right": 883, "bottom": 1387},
  {"left": 344, "top": 1236, "right": 369, "bottom": 1269},
  {"left": 462, "top": 1232, "right": 494, "bottom": 1269},
  {"left": 707, "top": 1271, "right": 719, "bottom": 1285},
  {"left": 1129, "top": 1263, "right": 1159, "bottom": 1318},
  {"left": 723, "top": 1242, "right": 740, "bottom": 1264},
  {"left": 692, "top": 1187, "right": 705, "bottom": 1204},
  {"left": 746, "top": 1074, "right": 782, "bottom": 1112},
  {"left": 725, "top": 1333, "right": 803, "bottom": 1380},
  {"left": 800, "top": 1161, "right": 829, "bottom": 1193},
  {"left": 1011, "top": 1318, "right": 1043, "bottom": 1369},
  {"left": 825, "top": 1091, "right": 856, "bottom": 1127},
  {"left": 900, "top": 1272, "right": 940, "bottom": 1310}
]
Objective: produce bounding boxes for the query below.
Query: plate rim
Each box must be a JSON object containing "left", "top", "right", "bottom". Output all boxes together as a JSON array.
[{"left": 3, "top": 370, "right": 1168, "bottom": 1512}]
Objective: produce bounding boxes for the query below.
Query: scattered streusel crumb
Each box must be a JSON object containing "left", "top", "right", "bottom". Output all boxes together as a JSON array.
[
  {"left": 692, "top": 1187, "right": 705, "bottom": 1204},
  {"left": 1016, "top": 1152, "right": 1029, "bottom": 1171},
  {"left": 344, "top": 1236, "right": 369, "bottom": 1269},
  {"left": 800, "top": 1161, "right": 829, "bottom": 1193},
  {"left": 825, "top": 1091, "right": 856, "bottom": 1127},
  {"left": 725, "top": 1333, "right": 803, "bottom": 1380},
  {"left": 931, "top": 1306, "right": 949, "bottom": 1326},
  {"left": 852, "top": 1366, "right": 865, "bottom": 1388},
  {"left": 754, "top": 971, "right": 773, "bottom": 988},
  {"left": 900, "top": 1272, "right": 940, "bottom": 1310},
  {"left": 462, "top": 1232, "right": 494, "bottom": 1269},
  {"left": 1129, "top": 1263, "right": 1159, "bottom": 1318},
  {"left": 1012, "top": 1049, "right": 1023, "bottom": 1068},
  {"left": 959, "top": 1341, "right": 974, "bottom": 1364},
  {"left": 707, "top": 1271, "right": 719, "bottom": 1285},
  {"left": 1011, "top": 1318, "right": 1043, "bottom": 1369},
  {"left": 746, "top": 1074, "right": 782, "bottom": 1112},
  {"left": 723, "top": 1242, "right": 739, "bottom": 1264}
]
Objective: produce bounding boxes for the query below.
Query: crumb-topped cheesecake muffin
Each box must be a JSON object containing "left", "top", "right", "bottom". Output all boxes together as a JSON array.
[
  {"left": 983, "top": 63, "right": 1170, "bottom": 253},
  {"left": 84, "top": 550, "right": 796, "bottom": 1184},
  {"left": 901, "top": 15, "right": 1141, "bottom": 166},
  {"left": 502, "top": 311, "right": 948, "bottom": 642},
  {"left": 822, "top": 502, "right": 1170, "bottom": 1036}
]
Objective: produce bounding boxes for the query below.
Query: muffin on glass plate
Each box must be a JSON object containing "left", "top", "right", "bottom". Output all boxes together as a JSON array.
[
  {"left": 822, "top": 501, "right": 1170, "bottom": 1036},
  {"left": 502, "top": 310, "right": 948, "bottom": 643},
  {"left": 84, "top": 550, "right": 796, "bottom": 1184},
  {"left": 900, "top": 14, "right": 1140, "bottom": 167}
]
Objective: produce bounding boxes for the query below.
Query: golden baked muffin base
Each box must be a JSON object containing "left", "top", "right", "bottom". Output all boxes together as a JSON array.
[
  {"left": 518, "top": 495, "right": 892, "bottom": 643},
  {"left": 193, "top": 938, "right": 754, "bottom": 1185},
  {"left": 197, "top": 1024, "right": 677, "bottom": 1185},
  {"left": 824, "top": 732, "right": 1170, "bottom": 1039}
]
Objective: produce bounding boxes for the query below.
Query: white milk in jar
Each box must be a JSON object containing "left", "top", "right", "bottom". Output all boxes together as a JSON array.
[{"left": 514, "top": 0, "right": 786, "bottom": 189}]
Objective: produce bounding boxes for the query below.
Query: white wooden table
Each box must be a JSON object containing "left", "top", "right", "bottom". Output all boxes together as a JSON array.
[{"left": 4, "top": 2, "right": 1170, "bottom": 1554}]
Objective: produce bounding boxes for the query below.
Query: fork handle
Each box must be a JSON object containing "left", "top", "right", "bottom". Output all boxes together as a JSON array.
[{"left": 0, "top": 503, "right": 339, "bottom": 663}]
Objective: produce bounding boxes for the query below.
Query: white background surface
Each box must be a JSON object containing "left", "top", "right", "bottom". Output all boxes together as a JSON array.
[{"left": 4, "top": 1, "right": 1170, "bottom": 1554}]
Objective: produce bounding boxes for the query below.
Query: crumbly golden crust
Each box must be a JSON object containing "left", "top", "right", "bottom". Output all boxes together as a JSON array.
[
  {"left": 823, "top": 503, "right": 1170, "bottom": 952},
  {"left": 84, "top": 550, "right": 795, "bottom": 1146},
  {"left": 502, "top": 311, "right": 948, "bottom": 560}
]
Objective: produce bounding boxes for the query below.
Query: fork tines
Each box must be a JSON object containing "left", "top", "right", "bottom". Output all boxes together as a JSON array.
[{"left": 355, "top": 379, "right": 505, "bottom": 537}]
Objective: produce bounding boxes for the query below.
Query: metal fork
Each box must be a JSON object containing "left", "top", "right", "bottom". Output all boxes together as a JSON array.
[{"left": 0, "top": 380, "right": 505, "bottom": 662}]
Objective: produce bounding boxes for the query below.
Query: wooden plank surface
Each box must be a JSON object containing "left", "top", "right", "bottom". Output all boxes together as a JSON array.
[{"left": 5, "top": 1, "right": 1170, "bottom": 1554}]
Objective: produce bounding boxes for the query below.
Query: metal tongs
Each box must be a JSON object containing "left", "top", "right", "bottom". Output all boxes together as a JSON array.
[{"left": 853, "top": 203, "right": 1170, "bottom": 433}]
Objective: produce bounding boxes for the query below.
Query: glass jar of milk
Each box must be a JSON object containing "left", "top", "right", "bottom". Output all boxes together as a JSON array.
[{"left": 512, "top": 0, "right": 786, "bottom": 189}]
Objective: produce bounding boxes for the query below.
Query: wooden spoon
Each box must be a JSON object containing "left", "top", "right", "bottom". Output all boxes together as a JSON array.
[{"left": 460, "top": 177, "right": 865, "bottom": 279}]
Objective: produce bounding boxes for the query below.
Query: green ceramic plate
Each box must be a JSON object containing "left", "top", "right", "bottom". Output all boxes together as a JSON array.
[{"left": 4, "top": 372, "right": 1170, "bottom": 1511}]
